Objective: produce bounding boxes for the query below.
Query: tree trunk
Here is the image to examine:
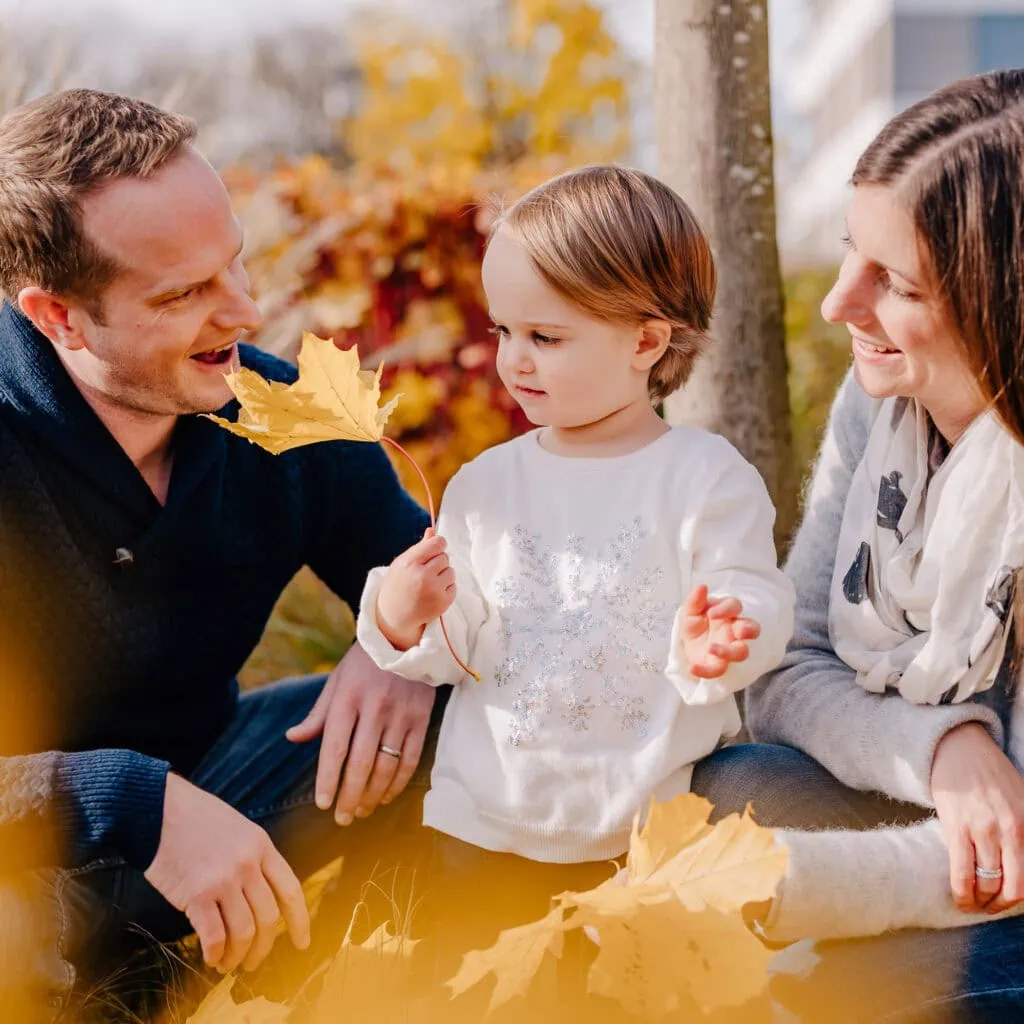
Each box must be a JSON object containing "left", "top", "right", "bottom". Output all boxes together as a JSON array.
[{"left": 654, "top": 0, "right": 796, "bottom": 548}]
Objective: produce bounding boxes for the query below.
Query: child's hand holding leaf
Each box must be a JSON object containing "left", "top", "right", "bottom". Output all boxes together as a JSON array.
[
  {"left": 375, "top": 527, "right": 456, "bottom": 652},
  {"left": 677, "top": 583, "right": 761, "bottom": 679}
]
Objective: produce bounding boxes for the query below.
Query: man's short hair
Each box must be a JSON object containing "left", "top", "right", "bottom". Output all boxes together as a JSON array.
[{"left": 0, "top": 88, "right": 197, "bottom": 308}]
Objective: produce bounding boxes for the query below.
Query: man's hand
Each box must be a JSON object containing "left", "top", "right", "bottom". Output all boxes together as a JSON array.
[
  {"left": 144, "top": 774, "right": 310, "bottom": 974},
  {"left": 932, "top": 721, "right": 1024, "bottom": 914},
  {"left": 374, "top": 528, "right": 456, "bottom": 651},
  {"left": 286, "top": 642, "right": 436, "bottom": 825},
  {"left": 677, "top": 584, "right": 762, "bottom": 679}
]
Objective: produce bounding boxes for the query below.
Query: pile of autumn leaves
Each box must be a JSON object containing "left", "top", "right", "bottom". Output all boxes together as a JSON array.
[{"left": 185, "top": 794, "right": 785, "bottom": 1022}]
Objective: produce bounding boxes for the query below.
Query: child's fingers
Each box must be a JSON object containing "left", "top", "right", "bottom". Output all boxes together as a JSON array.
[
  {"left": 689, "top": 654, "right": 730, "bottom": 679},
  {"left": 709, "top": 640, "right": 749, "bottom": 663},
  {"left": 397, "top": 534, "right": 447, "bottom": 566},
  {"left": 706, "top": 596, "right": 743, "bottom": 621},
  {"left": 682, "top": 584, "right": 709, "bottom": 617},
  {"left": 732, "top": 618, "right": 762, "bottom": 641}
]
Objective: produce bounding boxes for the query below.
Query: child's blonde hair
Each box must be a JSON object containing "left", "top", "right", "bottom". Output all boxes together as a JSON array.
[{"left": 493, "top": 164, "right": 716, "bottom": 401}]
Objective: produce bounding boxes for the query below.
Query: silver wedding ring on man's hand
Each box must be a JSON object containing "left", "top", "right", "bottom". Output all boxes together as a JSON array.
[
  {"left": 975, "top": 865, "right": 1004, "bottom": 881},
  {"left": 377, "top": 743, "right": 403, "bottom": 759}
]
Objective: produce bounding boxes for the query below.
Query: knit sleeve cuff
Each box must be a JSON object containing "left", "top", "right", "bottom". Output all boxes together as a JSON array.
[{"left": 53, "top": 750, "right": 170, "bottom": 869}]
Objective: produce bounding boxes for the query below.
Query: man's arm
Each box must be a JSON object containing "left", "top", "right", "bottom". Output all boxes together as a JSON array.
[{"left": 0, "top": 749, "right": 168, "bottom": 871}]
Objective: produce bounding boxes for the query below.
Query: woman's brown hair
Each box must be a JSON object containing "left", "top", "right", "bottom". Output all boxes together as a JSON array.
[
  {"left": 853, "top": 69, "right": 1024, "bottom": 445},
  {"left": 854, "top": 69, "right": 1024, "bottom": 660}
]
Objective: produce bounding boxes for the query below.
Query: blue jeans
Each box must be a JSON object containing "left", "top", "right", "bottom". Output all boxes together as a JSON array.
[
  {"left": 0, "top": 674, "right": 443, "bottom": 1021},
  {"left": 691, "top": 743, "right": 1024, "bottom": 1023}
]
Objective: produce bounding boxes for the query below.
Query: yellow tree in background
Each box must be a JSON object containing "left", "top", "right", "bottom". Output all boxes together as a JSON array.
[{"left": 343, "top": 0, "right": 629, "bottom": 173}]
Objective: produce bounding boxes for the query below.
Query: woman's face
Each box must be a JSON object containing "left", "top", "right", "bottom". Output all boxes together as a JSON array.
[{"left": 821, "top": 185, "right": 985, "bottom": 442}]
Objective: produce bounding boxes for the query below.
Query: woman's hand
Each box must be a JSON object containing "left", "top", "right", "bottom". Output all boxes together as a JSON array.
[
  {"left": 677, "top": 583, "right": 762, "bottom": 679},
  {"left": 931, "top": 721, "right": 1024, "bottom": 914}
]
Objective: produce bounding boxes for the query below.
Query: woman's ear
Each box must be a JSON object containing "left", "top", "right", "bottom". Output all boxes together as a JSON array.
[{"left": 632, "top": 319, "right": 672, "bottom": 371}]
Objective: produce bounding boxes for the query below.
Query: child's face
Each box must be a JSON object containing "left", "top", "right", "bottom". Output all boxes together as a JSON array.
[{"left": 482, "top": 226, "right": 650, "bottom": 430}]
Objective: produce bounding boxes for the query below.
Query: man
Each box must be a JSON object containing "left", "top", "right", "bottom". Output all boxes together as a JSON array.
[{"left": 0, "top": 88, "right": 436, "bottom": 1016}]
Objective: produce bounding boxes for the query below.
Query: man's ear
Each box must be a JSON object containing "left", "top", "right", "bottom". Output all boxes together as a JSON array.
[
  {"left": 632, "top": 319, "right": 672, "bottom": 372},
  {"left": 17, "top": 288, "right": 88, "bottom": 351}
]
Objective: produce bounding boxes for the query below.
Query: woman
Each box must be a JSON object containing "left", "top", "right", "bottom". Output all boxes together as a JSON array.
[{"left": 691, "top": 68, "right": 1024, "bottom": 1021}]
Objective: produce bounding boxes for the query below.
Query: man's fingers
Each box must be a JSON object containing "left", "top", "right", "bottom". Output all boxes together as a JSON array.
[
  {"left": 218, "top": 889, "right": 258, "bottom": 974},
  {"left": 334, "top": 714, "right": 382, "bottom": 823},
  {"left": 315, "top": 699, "right": 357, "bottom": 810},
  {"left": 241, "top": 875, "right": 283, "bottom": 973},
  {"left": 286, "top": 675, "right": 334, "bottom": 744},
  {"left": 187, "top": 899, "right": 227, "bottom": 968},
  {"left": 382, "top": 723, "right": 425, "bottom": 806},
  {"left": 264, "top": 846, "right": 312, "bottom": 952},
  {"left": 357, "top": 730, "right": 407, "bottom": 813}
]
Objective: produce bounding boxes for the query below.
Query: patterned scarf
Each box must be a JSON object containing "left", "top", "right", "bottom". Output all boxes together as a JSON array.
[{"left": 829, "top": 397, "right": 1024, "bottom": 704}]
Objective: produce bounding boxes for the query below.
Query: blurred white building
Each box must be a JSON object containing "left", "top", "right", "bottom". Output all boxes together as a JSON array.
[{"left": 778, "top": 0, "right": 1024, "bottom": 264}]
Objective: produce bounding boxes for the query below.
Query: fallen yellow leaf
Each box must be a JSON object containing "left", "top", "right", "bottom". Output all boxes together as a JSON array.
[
  {"left": 205, "top": 332, "right": 399, "bottom": 454},
  {"left": 582, "top": 901, "right": 774, "bottom": 1016},
  {"left": 446, "top": 905, "right": 566, "bottom": 1013},
  {"left": 185, "top": 976, "right": 290, "bottom": 1023},
  {"left": 444, "top": 794, "right": 786, "bottom": 1019},
  {"left": 311, "top": 919, "right": 420, "bottom": 1023}
]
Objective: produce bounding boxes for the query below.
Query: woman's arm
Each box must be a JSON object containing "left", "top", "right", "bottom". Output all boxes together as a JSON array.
[
  {"left": 765, "top": 817, "right": 1024, "bottom": 942},
  {"left": 746, "top": 371, "right": 1004, "bottom": 807}
]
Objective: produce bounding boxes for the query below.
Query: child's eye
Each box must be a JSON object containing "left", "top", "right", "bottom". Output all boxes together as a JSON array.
[
  {"left": 532, "top": 331, "right": 558, "bottom": 345},
  {"left": 488, "top": 324, "right": 509, "bottom": 339},
  {"left": 839, "top": 232, "right": 853, "bottom": 251}
]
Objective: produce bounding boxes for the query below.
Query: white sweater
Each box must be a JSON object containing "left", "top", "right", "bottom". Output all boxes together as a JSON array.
[{"left": 358, "top": 427, "right": 795, "bottom": 863}]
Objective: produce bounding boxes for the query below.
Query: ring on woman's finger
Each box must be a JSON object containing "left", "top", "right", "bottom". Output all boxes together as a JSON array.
[
  {"left": 377, "top": 743, "right": 402, "bottom": 759},
  {"left": 975, "top": 865, "right": 1004, "bottom": 881}
]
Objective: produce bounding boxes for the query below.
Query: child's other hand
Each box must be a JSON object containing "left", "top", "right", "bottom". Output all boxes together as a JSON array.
[
  {"left": 375, "top": 528, "right": 456, "bottom": 651},
  {"left": 677, "top": 583, "right": 761, "bottom": 679}
]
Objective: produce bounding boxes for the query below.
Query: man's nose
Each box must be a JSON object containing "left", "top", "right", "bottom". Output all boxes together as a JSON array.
[{"left": 212, "top": 269, "right": 262, "bottom": 334}]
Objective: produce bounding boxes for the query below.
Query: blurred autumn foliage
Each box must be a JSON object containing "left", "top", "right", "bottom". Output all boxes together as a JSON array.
[{"left": 233, "top": 0, "right": 850, "bottom": 690}]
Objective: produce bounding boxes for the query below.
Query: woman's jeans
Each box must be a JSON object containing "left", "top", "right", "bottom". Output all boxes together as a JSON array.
[{"left": 691, "top": 743, "right": 1024, "bottom": 1024}]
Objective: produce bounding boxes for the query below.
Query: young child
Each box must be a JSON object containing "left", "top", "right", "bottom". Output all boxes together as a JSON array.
[{"left": 356, "top": 165, "right": 794, "bottom": 942}]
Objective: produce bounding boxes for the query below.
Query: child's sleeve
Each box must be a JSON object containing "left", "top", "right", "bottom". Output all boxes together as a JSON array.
[
  {"left": 665, "top": 444, "right": 795, "bottom": 705},
  {"left": 356, "top": 466, "right": 490, "bottom": 687}
]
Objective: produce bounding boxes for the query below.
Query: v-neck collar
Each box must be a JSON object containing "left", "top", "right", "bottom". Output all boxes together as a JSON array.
[{"left": 0, "top": 302, "right": 229, "bottom": 522}]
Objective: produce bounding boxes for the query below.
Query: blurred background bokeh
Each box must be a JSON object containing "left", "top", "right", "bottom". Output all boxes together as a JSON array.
[{"left": 2, "top": 0, "right": 1020, "bottom": 684}]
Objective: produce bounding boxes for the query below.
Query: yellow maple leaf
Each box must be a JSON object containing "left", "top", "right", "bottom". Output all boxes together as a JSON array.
[
  {"left": 446, "top": 904, "right": 566, "bottom": 1012},
  {"left": 583, "top": 901, "right": 774, "bottom": 1016},
  {"left": 185, "top": 976, "right": 289, "bottom": 1024},
  {"left": 311, "top": 919, "right": 420, "bottom": 1023},
  {"left": 205, "top": 332, "right": 400, "bottom": 454},
  {"left": 444, "top": 794, "right": 786, "bottom": 1018}
]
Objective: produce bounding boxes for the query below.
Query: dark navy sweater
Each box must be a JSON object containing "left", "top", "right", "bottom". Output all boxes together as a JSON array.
[{"left": 0, "top": 304, "right": 428, "bottom": 871}]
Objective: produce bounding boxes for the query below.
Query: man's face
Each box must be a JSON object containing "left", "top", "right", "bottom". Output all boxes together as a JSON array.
[{"left": 65, "top": 147, "right": 262, "bottom": 416}]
